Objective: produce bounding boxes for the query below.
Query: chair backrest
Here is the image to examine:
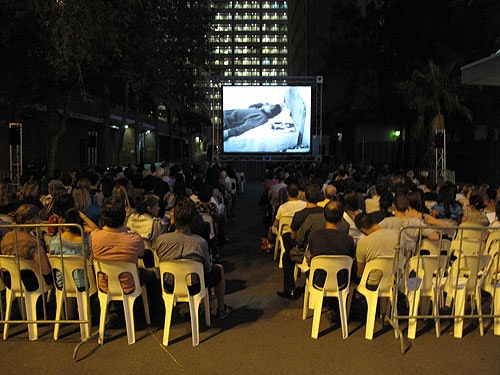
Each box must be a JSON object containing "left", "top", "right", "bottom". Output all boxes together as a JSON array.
[
  {"left": 309, "top": 255, "right": 353, "bottom": 292},
  {"left": 200, "top": 213, "right": 216, "bottom": 240},
  {"left": 357, "top": 256, "right": 395, "bottom": 296},
  {"left": 159, "top": 259, "right": 206, "bottom": 299},
  {"left": 93, "top": 259, "right": 142, "bottom": 298},
  {"left": 48, "top": 255, "right": 96, "bottom": 295},
  {"left": 406, "top": 254, "right": 447, "bottom": 296},
  {"left": 230, "top": 178, "right": 237, "bottom": 194},
  {"left": 0, "top": 255, "right": 47, "bottom": 294},
  {"left": 278, "top": 216, "right": 293, "bottom": 236},
  {"left": 481, "top": 251, "right": 500, "bottom": 295},
  {"left": 445, "top": 254, "right": 491, "bottom": 295},
  {"left": 485, "top": 230, "right": 500, "bottom": 256}
]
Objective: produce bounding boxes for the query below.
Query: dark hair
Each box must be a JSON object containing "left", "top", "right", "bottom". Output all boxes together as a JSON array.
[
  {"left": 268, "top": 104, "right": 282, "bottom": 118},
  {"left": 101, "top": 198, "right": 126, "bottom": 228},
  {"left": 62, "top": 208, "right": 84, "bottom": 235},
  {"left": 287, "top": 183, "right": 299, "bottom": 198},
  {"left": 53, "top": 193, "right": 75, "bottom": 216},
  {"left": 354, "top": 212, "right": 376, "bottom": 230},
  {"left": 135, "top": 193, "right": 159, "bottom": 215},
  {"left": 469, "top": 194, "right": 485, "bottom": 210},
  {"left": 14, "top": 204, "right": 40, "bottom": 224},
  {"left": 198, "top": 184, "right": 213, "bottom": 202},
  {"left": 324, "top": 201, "right": 344, "bottom": 223},
  {"left": 393, "top": 194, "right": 409, "bottom": 212},
  {"left": 342, "top": 189, "right": 359, "bottom": 211},
  {"left": 485, "top": 187, "right": 497, "bottom": 201},
  {"left": 304, "top": 184, "right": 321, "bottom": 204},
  {"left": 173, "top": 197, "right": 196, "bottom": 228}
]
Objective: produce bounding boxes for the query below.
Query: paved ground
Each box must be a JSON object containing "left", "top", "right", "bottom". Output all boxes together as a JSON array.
[{"left": 1, "top": 179, "right": 499, "bottom": 374}]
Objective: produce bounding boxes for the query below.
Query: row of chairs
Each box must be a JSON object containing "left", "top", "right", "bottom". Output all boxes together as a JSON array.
[
  {"left": 0, "top": 254, "right": 210, "bottom": 346},
  {"left": 296, "top": 237, "right": 500, "bottom": 341}
]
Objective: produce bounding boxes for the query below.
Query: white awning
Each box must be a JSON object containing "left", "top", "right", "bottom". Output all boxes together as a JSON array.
[{"left": 461, "top": 52, "right": 500, "bottom": 86}]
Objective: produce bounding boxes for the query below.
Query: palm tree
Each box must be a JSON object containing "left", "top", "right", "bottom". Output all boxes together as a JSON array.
[{"left": 397, "top": 60, "right": 472, "bottom": 166}]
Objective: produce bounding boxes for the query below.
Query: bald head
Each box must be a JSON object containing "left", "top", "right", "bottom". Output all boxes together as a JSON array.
[
  {"left": 324, "top": 185, "right": 337, "bottom": 200},
  {"left": 324, "top": 200, "right": 344, "bottom": 223}
]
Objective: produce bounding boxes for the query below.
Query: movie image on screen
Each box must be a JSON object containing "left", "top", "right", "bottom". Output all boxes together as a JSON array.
[{"left": 222, "top": 85, "right": 311, "bottom": 153}]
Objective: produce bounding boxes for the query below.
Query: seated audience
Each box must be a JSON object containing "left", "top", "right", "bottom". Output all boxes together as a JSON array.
[{"left": 154, "top": 198, "right": 232, "bottom": 319}]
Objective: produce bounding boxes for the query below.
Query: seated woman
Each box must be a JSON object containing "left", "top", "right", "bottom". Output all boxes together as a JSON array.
[
  {"left": 127, "top": 193, "right": 168, "bottom": 267},
  {"left": 72, "top": 186, "right": 101, "bottom": 227},
  {"left": 1, "top": 204, "right": 53, "bottom": 291},
  {"left": 462, "top": 194, "right": 489, "bottom": 227},
  {"left": 431, "top": 182, "right": 463, "bottom": 224},
  {"left": 48, "top": 208, "right": 89, "bottom": 290}
]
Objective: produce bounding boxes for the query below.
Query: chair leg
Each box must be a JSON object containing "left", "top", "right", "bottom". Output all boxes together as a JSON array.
[
  {"left": 310, "top": 295, "right": 322, "bottom": 339},
  {"left": 53, "top": 291, "right": 64, "bottom": 340},
  {"left": 302, "top": 284, "right": 309, "bottom": 320},
  {"left": 76, "top": 292, "right": 91, "bottom": 340},
  {"left": 453, "top": 289, "right": 466, "bottom": 339},
  {"left": 494, "top": 291, "right": 500, "bottom": 336},
  {"left": 25, "top": 294, "right": 39, "bottom": 341},
  {"left": 141, "top": 287, "right": 151, "bottom": 325},
  {"left": 339, "top": 291, "right": 349, "bottom": 339},
  {"left": 365, "top": 294, "right": 378, "bottom": 340},
  {"left": 98, "top": 295, "right": 109, "bottom": 345},
  {"left": 123, "top": 296, "right": 136, "bottom": 345},
  {"left": 189, "top": 298, "right": 200, "bottom": 346},
  {"left": 3, "top": 289, "right": 14, "bottom": 340},
  {"left": 162, "top": 295, "right": 175, "bottom": 346},
  {"left": 203, "top": 293, "right": 211, "bottom": 327}
]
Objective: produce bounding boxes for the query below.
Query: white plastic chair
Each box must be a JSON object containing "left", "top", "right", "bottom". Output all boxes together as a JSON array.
[
  {"left": 159, "top": 259, "right": 210, "bottom": 346},
  {"left": 48, "top": 255, "right": 97, "bottom": 341},
  {"left": 274, "top": 216, "right": 293, "bottom": 266},
  {"left": 356, "top": 256, "right": 397, "bottom": 340},
  {"left": 450, "top": 223, "right": 488, "bottom": 255},
  {"left": 302, "top": 255, "right": 353, "bottom": 339},
  {"left": 443, "top": 253, "right": 490, "bottom": 338},
  {"left": 404, "top": 255, "right": 447, "bottom": 339},
  {"left": 0, "top": 276, "right": 5, "bottom": 321},
  {"left": 93, "top": 259, "right": 151, "bottom": 345},
  {"left": 235, "top": 171, "right": 245, "bottom": 193},
  {"left": 479, "top": 252, "right": 500, "bottom": 336},
  {"left": 0, "top": 255, "right": 53, "bottom": 341}
]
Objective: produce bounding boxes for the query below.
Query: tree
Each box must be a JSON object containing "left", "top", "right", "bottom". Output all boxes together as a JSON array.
[{"left": 396, "top": 60, "right": 472, "bottom": 165}]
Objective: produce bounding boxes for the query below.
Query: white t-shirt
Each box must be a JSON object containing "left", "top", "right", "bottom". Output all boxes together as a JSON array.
[{"left": 275, "top": 200, "right": 307, "bottom": 222}]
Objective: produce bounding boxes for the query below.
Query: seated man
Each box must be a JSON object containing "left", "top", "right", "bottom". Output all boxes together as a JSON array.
[
  {"left": 154, "top": 197, "right": 232, "bottom": 319},
  {"left": 354, "top": 213, "right": 399, "bottom": 287},
  {"left": 90, "top": 197, "right": 157, "bottom": 327},
  {"left": 277, "top": 184, "right": 324, "bottom": 300},
  {"left": 261, "top": 183, "right": 306, "bottom": 252},
  {"left": 308, "top": 201, "right": 355, "bottom": 288}
]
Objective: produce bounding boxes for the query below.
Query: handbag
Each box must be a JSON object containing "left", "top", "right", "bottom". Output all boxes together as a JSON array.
[{"left": 289, "top": 246, "right": 305, "bottom": 263}]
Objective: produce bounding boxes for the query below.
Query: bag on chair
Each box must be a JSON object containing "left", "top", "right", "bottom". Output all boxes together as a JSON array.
[{"left": 289, "top": 246, "right": 305, "bottom": 263}]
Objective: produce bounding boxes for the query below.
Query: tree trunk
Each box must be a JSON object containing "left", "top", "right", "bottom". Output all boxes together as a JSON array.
[{"left": 47, "top": 93, "right": 71, "bottom": 178}]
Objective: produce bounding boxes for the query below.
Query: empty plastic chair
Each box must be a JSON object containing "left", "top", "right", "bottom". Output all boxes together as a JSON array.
[
  {"left": 274, "top": 216, "right": 293, "bottom": 266},
  {"left": 356, "top": 256, "right": 397, "bottom": 340},
  {"left": 93, "top": 259, "right": 151, "bottom": 345},
  {"left": 302, "top": 255, "right": 353, "bottom": 339},
  {"left": 159, "top": 259, "right": 211, "bottom": 346},
  {"left": 48, "top": 255, "right": 97, "bottom": 341},
  {"left": 479, "top": 252, "right": 500, "bottom": 335},
  {"left": 236, "top": 172, "right": 245, "bottom": 193},
  {"left": 404, "top": 255, "right": 447, "bottom": 339},
  {"left": 443, "top": 253, "right": 490, "bottom": 338},
  {"left": 0, "top": 255, "right": 53, "bottom": 341}
]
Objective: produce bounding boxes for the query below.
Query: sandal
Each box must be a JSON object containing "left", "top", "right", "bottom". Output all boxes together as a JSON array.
[{"left": 216, "top": 304, "right": 232, "bottom": 319}]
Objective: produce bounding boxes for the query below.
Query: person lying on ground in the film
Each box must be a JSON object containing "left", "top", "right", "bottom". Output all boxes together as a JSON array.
[{"left": 223, "top": 102, "right": 283, "bottom": 140}]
